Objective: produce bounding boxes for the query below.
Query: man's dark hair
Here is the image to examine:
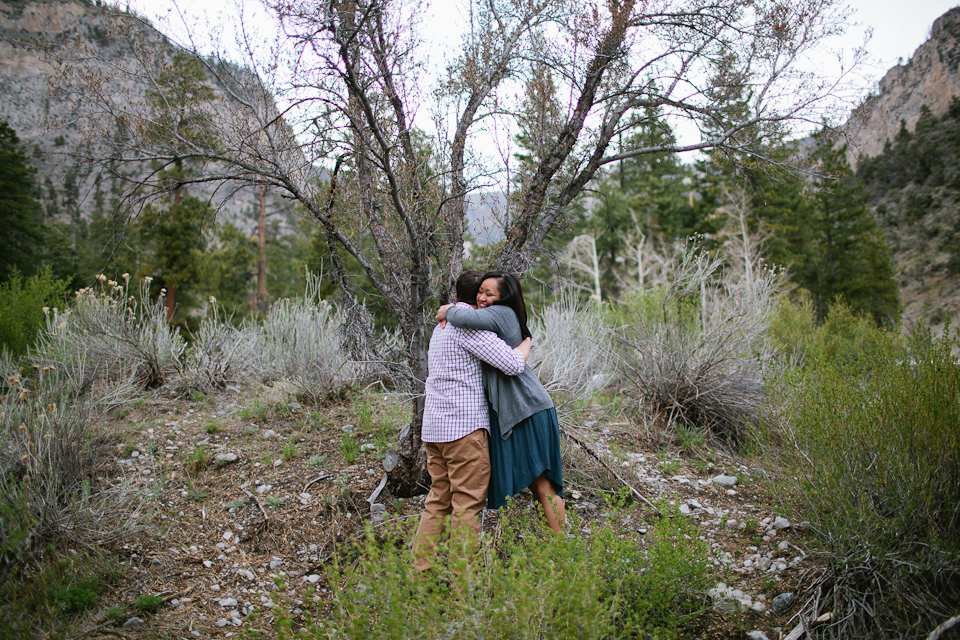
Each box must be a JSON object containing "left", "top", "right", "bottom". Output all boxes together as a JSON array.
[
  {"left": 455, "top": 270, "right": 484, "bottom": 304},
  {"left": 480, "top": 270, "right": 532, "bottom": 340}
]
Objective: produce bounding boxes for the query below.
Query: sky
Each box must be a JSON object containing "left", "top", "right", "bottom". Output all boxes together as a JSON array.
[{"left": 123, "top": 0, "right": 959, "bottom": 154}]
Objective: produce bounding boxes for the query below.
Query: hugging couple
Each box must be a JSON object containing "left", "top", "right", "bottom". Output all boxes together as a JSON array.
[{"left": 412, "top": 270, "right": 565, "bottom": 572}]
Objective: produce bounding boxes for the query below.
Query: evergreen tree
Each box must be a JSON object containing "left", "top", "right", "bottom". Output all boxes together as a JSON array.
[
  {"left": 0, "top": 122, "right": 45, "bottom": 281},
  {"left": 804, "top": 132, "right": 900, "bottom": 325}
]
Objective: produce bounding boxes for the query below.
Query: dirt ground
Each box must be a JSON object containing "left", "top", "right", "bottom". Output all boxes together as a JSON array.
[{"left": 65, "top": 384, "right": 822, "bottom": 640}]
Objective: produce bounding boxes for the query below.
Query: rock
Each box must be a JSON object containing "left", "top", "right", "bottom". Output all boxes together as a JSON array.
[
  {"left": 746, "top": 631, "right": 770, "bottom": 640},
  {"left": 341, "top": 424, "right": 355, "bottom": 433},
  {"left": 370, "top": 503, "right": 387, "bottom": 521},
  {"left": 778, "top": 540, "right": 790, "bottom": 552},
  {"left": 773, "top": 516, "right": 791, "bottom": 529},
  {"left": 258, "top": 484, "right": 272, "bottom": 494},
  {"left": 215, "top": 619, "right": 229, "bottom": 627},
  {"left": 131, "top": 451, "right": 140, "bottom": 458},
  {"left": 679, "top": 504, "right": 692, "bottom": 515},
  {"left": 289, "top": 402, "right": 302, "bottom": 411},
  {"left": 223, "top": 531, "right": 233, "bottom": 541},
  {"left": 210, "top": 583, "right": 220, "bottom": 591},
  {"left": 122, "top": 617, "right": 141, "bottom": 629},
  {"left": 687, "top": 499, "right": 703, "bottom": 510},
  {"left": 215, "top": 453, "right": 239, "bottom": 464},
  {"left": 270, "top": 557, "right": 283, "bottom": 569},
  {"left": 751, "top": 601, "right": 767, "bottom": 613},
  {"left": 712, "top": 474, "right": 738, "bottom": 486},
  {"left": 771, "top": 592, "right": 795, "bottom": 613},
  {"left": 262, "top": 429, "right": 277, "bottom": 438},
  {"left": 306, "top": 574, "right": 321, "bottom": 583},
  {"left": 576, "top": 501, "right": 599, "bottom": 511},
  {"left": 219, "top": 597, "right": 239, "bottom": 607}
]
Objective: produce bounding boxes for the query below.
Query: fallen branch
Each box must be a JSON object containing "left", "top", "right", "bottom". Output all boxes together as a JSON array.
[
  {"left": 927, "top": 614, "right": 960, "bottom": 640},
  {"left": 560, "top": 424, "right": 660, "bottom": 513},
  {"left": 784, "top": 612, "right": 833, "bottom": 640},
  {"left": 303, "top": 472, "right": 330, "bottom": 493},
  {"left": 242, "top": 489, "right": 269, "bottom": 522}
]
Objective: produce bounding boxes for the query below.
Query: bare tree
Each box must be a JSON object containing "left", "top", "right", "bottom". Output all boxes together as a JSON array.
[{"left": 47, "top": 0, "right": 865, "bottom": 494}]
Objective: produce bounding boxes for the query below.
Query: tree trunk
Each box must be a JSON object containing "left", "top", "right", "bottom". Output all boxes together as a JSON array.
[
  {"left": 257, "top": 185, "right": 267, "bottom": 313},
  {"left": 385, "top": 323, "right": 431, "bottom": 497}
]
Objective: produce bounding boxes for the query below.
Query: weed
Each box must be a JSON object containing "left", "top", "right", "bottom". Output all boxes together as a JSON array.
[
  {"left": 225, "top": 499, "right": 246, "bottom": 511},
  {"left": 659, "top": 459, "right": 681, "bottom": 476},
  {"left": 242, "top": 425, "right": 257, "bottom": 436},
  {"left": 392, "top": 499, "right": 404, "bottom": 512},
  {"left": 204, "top": 421, "right": 221, "bottom": 434},
  {"left": 602, "top": 486, "right": 633, "bottom": 511},
  {"left": 56, "top": 577, "right": 100, "bottom": 614},
  {"left": 674, "top": 423, "right": 706, "bottom": 453},
  {"left": 308, "top": 454, "right": 327, "bottom": 468},
  {"left": 750, "top": 536, "right": 763, "bottom": 547},
  {"left": 341, "top": 435, "right": 358, "bottom": 464},
  {"left": 186, "top": 489, "right": 207, "bottom": 502},
  {"left": 292, "top": 500, "right": 710, "bottom": 639},
  {"left": 106, "top": 605, "right": 127, "bottom": 623},
  {"left": 132, "top": 594, "right": 163, "bottom": 615},
  {"left": 719, "top": 514, "right": 728, "bottom": 528},
  {"left": 265, "top": 496, "right": 286, "bottom": 508},
  {"left": 184, "top": 445, "right": 208, "bottom": 474},
  {"left": 282, "top": 442, "right": 298, "bottom": 461},
  {"left": 240, "top": 399, "right": 270, "bottom": 423},
  {"left": 743, "top": 518, "right": 758, "bottom": 534}
]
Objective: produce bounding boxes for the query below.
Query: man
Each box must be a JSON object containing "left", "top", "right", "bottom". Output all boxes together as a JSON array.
[{"left": 412, "top": 271, "right": 531, "bottom": 572}]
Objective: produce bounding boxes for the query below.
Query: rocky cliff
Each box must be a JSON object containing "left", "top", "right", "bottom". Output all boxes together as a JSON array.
[
  {"left": 0, "top": 0, "right": 296, "bottom": 236},
  {"left": 847, "top": 7, "right": 960, "bottom": 164}
]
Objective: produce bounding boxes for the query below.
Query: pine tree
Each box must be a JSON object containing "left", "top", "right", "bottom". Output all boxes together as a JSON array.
[
  {"left": 0, "top": 122, "right": 45, "bottom": 281},
  {"left": 805, "top": 132, "right": 900, "bottom": 325}
]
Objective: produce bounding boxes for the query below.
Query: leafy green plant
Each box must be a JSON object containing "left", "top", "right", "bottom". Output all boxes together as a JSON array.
[
  {"left": 602, "top": 486, "right": 632, "bottom": 511},
  {"left": 742, "top": 518, "right": 758, "bottom": 534},
  {"left": 292, "top": 501, "right": 710, "bottom": 640},
  {"left": 775, "top": 324, "right": 960, "bottom": 638}
]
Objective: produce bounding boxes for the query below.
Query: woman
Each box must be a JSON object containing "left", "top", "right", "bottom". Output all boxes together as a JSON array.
[{"left": 438, "top": 271, "right": 565, "bottom": 531}]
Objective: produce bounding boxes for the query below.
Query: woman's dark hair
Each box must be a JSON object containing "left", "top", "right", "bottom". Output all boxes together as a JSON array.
[{"left": 480, "top": 270, "right": 531, "bottom": 340}]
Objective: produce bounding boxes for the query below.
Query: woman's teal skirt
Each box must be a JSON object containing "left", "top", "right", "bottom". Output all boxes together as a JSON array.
[{"left": 488, "top": 407, "right": 564, "bottom": 509}]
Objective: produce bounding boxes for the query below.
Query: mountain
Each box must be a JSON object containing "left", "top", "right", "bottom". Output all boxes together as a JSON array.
[
  {"left": 847, "top": 7, "right": 960, "bottom": 330},
  {"left": 846, "top": 7, "right": 960, "bottom": 165},
  {"left": 0, "top": 0, "right": 297, "bottom": 240}
]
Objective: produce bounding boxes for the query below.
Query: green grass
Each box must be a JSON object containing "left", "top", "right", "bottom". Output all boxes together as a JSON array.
[
  {"left": 204, "top": 421, "right": 221, "bottom": 434},
  {"left": 240, "top": 399, "right": 270, "bottom": 423},
  {"left": 184, "top": 445, "right": 208, "bottom": 474},
  {"left": 132, "top": 594, "right": 164, "bottom": 615},
  {"left": 341, "top": 435, "right": 359, "bottom": 464},
  {"left": 282, "top": 442, "right": 299, "bottom": 461},
  {"left": 659, "top": 459, "right": 680, "bottom": 476}
]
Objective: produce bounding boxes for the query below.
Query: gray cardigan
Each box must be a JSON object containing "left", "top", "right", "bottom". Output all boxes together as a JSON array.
[{"left": 445, "top": 304, "right": 554, "bottom": 439}]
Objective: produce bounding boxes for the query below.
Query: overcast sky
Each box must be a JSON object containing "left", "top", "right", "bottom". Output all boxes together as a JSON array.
[{"left": 124, "top": 0, "right": 959, "bottom": 153}]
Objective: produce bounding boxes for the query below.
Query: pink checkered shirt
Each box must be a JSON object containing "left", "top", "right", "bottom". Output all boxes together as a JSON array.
[{"left": 422, "top": 303, "right": 525, "bottom": 443}]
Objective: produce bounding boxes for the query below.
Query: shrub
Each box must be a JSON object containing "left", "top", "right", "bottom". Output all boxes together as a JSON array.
[
  {"left": 529, "top": 289, "right": 615, "bottom": 398},
  {"left": 259, "top": 274, "right": 356, "bottom": 404},
  {"left": 770, "top": 293, "right": 886, "bottom": 367},
  {"left": 31, "top": 277, "right": 185, "bottom": 396},
  {"left": 776, "top": 325, "right": 960, "bottom": 638},
  {"left": 615, "top": 242, "right": 780, "bottom": 446},
  {"left": 132, "top": 594, "right": 163, "bottom": 615},
  {"left": 0, "top": 267, "right": 69, "bottom": 359},
  {"left": 178, "top": 305, "right": 259, "bottom": 394},
  {"left": 0, "top": 377, "right": 141, "bottom": 589},
  {"left": 281, "top": 504, "right": 709, "bottom": 639}
]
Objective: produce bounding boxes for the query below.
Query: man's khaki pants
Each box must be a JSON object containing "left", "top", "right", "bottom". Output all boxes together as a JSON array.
[{"left": 412, "top": 428, "right": 490, "bottom": 572}]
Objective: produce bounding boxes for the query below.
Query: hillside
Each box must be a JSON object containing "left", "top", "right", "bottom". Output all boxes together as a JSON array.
[{"left": 0, "top": 0, "right": 296, "bottom": 238}]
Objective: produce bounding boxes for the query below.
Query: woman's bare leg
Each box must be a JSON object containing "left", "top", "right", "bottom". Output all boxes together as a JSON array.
[{"left": 529, "top": 473, "right": 565, "bottom": 533}]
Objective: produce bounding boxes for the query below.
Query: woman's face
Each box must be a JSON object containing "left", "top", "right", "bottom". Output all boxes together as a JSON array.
[{"left": 477, "top": 278, "right": 501, "bottom": 308}]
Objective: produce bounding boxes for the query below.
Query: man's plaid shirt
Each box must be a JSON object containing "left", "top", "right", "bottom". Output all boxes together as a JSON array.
[{"left": 422, "top": 302, "right": 525, "bottom": 443}]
